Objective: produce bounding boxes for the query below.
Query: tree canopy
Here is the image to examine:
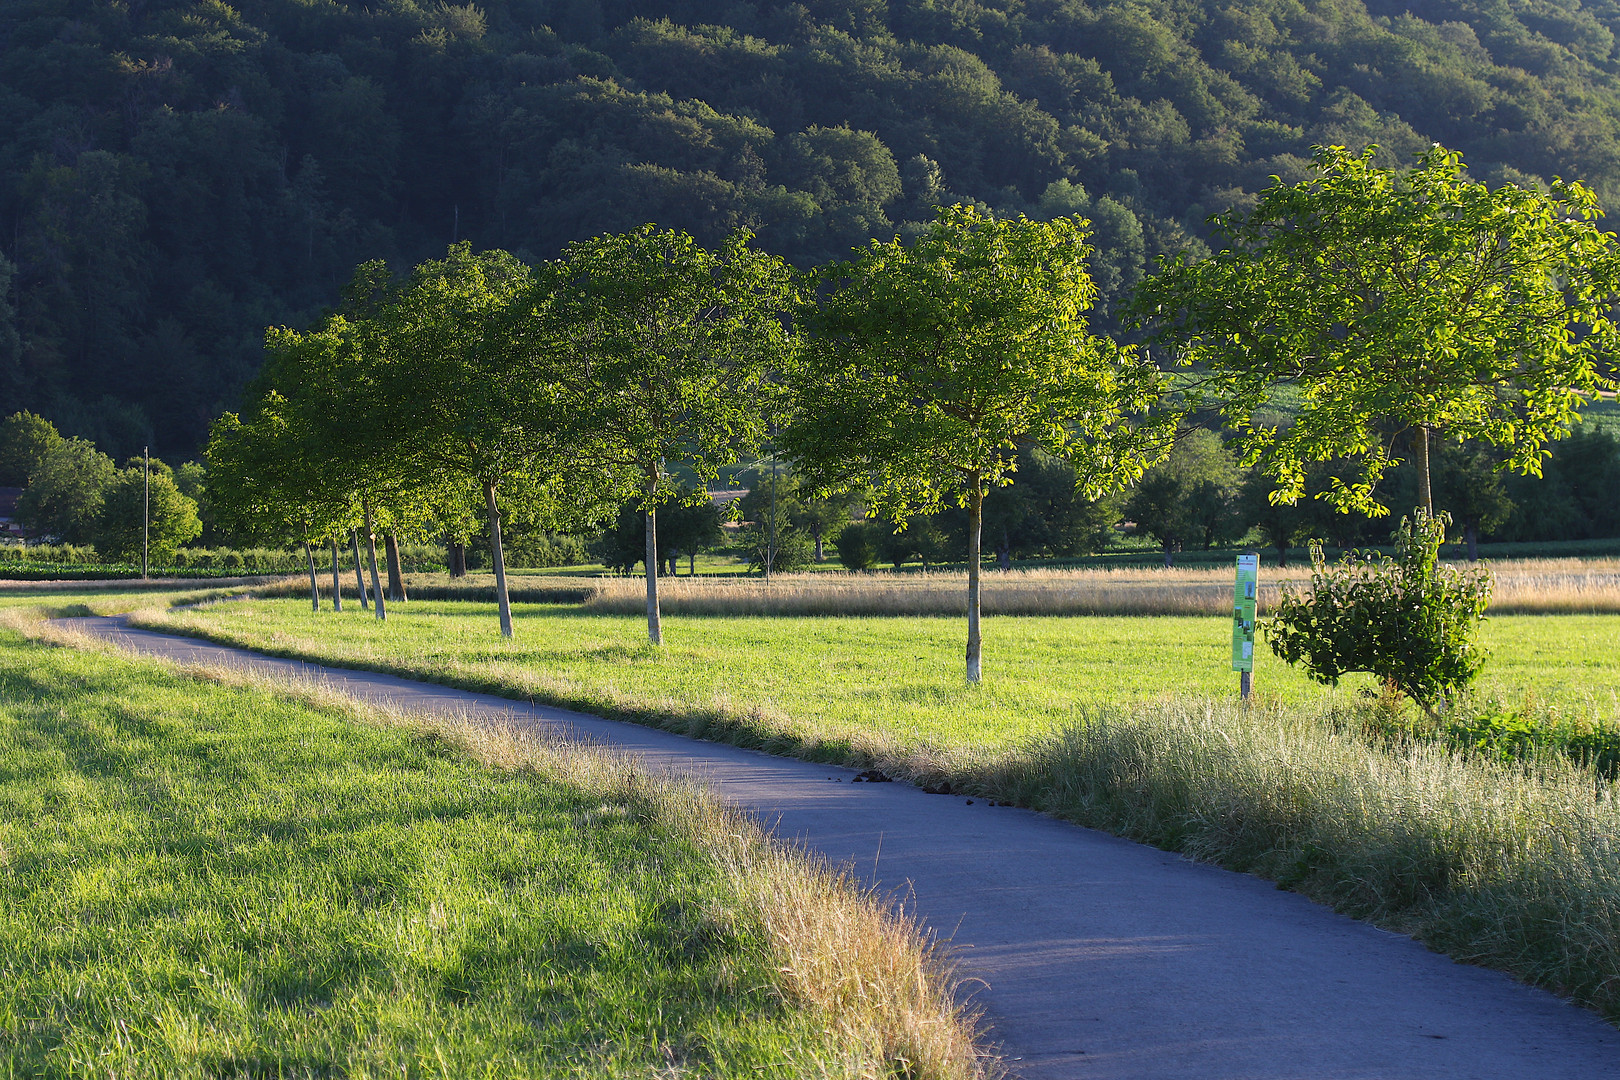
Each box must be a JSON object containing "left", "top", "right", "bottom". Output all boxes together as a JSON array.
[
  {"left": 786, "top": 204, "right": 1167, "bottom": 680},
  {"left": 1135, "top": 144, "right": 1620, "bottom": 518}
]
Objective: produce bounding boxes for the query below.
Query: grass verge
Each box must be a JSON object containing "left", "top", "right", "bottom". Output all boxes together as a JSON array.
[
  {"left": 0, "top": 615, "right": 990, "bottom": 1078},
  {"left": 128, "top": 598, "right": 1620, "bottom": 1025}
]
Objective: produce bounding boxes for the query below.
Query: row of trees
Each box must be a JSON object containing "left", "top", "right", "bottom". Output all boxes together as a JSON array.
[{"left": 216, "top": 144, "right": 1620, "bottom": 683}]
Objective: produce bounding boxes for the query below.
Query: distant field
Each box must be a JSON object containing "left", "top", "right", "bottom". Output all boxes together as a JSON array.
[
  {"left": 332, "top": 559, "right": 1620, "bottom": 617},
  {"left": 138, "top": 599, "right": 1620, "bottom": 757},
  {"left": 0, "top": 624, "right": 979, "bottom": 1077}
]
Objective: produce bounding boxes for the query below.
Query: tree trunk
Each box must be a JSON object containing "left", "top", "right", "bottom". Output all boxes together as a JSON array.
[
  {"left": 1465, "top": 521, "right": 1479, "bottom": 562},
  {"left": 1415, "top": 424, "right": 1433, "bottom": 517},
  {"left": 351, "top": 529, "right": 370, "bottom": 610},
  {"left": 304, "top": 540, "right": 320, "bottom": 613},
  {"left": 445, "top": 536, "right": 460, "bottom": 578},
  {"left": 645, "top": 492, "right": 662, "bottom": 646},
  {"left": 814, "top": 532, "right": 825, "bottom": 562},
  {"left": 384, "top": 533, "right": 407, "bottom": 602},
  {"left": 362, "top": 500, "right": 386, "bottom": 622},
  {"left": 329, "top": 537, "right": 342, "bottom": 612},
  {"left": 689, "top": 550, "right": 696, "bottom": 576},
  {"left": 966, "top": 471, "right": 983, "bottom": 684},
  {"left": 998, "top": 528, "right": 1011, "bottom": 572},
  {"left": 485, "top": 480, "right": 513, "bottom": 639},
  {"left": 1276, "top": 539, "right": 1288, "bottom": 568},
  {"left": 1163, "top": 539, "right": 1174, "bottom": 568}
]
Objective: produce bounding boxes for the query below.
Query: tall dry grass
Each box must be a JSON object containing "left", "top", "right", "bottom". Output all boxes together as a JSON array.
[
  {"left": 23, "top": 614, "right": 996, "bottom": 1080},
  {"left": 574, "top": 558, "right": 1620, "bottom": 617},
  {"left": 916, "top": 697, "right": 1620, "bottom": 1021}
]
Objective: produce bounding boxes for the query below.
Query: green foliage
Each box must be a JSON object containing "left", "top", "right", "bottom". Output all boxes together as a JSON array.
[
  {"left": 739, "top": 522, "right": 814, "bottom": 575},
  {"left": 790, "top": 204, "right": 1165, "bottom": 520},
  {"left": 1137, "top": 145, "right": 1620, "bottom": 515},
  {"left": 832, "top": 521, "right": 882, "bottom": 571},
  {"left": 13, "top": 438, "right": 116, "bottom": 543},
  {"left": 1268, "top": 513, "right": 1494, "bottom": 713},
  {"left": 92, "top": 465, "right": 203, "bottom": 564},
  {"left": 0, "top": 412, "right": 62, "bottom": 487},
  {"left": 1124, "top": 428, "right": 1242, "bottom": 562}
]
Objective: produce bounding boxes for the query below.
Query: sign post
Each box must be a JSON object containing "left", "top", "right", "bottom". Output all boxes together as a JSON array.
[{"left": 1232, "top": 552, "right": 1258, "bottom": 699}]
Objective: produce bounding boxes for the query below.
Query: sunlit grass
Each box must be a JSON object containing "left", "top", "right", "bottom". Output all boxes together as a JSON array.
[
  {"left": 139, "top": 599, "right": 1620, "bottom": 758},
  {"left": 0, "top": 625, "right": 988, "bottom": 1078}
]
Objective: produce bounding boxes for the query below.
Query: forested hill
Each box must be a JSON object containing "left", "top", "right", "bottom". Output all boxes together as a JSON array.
[{"left": 8, "top": 0, "right": 1620, "bottom": 457}]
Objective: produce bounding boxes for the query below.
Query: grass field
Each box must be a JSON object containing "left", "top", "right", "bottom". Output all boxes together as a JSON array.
[
  {"left": 138, "top": 599, "right": 1620, "bottom": 758},
  {"left": 0, "top": 621, "right": 984, "bottom": 1078}
]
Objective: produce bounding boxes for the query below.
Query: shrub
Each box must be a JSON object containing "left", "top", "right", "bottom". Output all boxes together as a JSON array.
[
  {"left": 832, "top": 522, "right": 881, "bottom": 571},
  {"left": 1267, "top": 511, "right": 1493, "bottom": 715},
  {"left": 738, "top": 522, "right": 812, "bottom": 575}
]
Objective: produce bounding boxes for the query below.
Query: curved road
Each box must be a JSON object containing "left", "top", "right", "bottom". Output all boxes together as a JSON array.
[{"left": 64, "top": 616, "right": 1620, "bottom": 1079}]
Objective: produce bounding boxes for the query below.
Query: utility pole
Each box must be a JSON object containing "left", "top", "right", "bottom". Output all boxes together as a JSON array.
[
  {"left": 142, "top": 446, "right": 150, "bottom": 580},
  {"left": 766, "top": 456, "right": 777, "bottom": 583}
]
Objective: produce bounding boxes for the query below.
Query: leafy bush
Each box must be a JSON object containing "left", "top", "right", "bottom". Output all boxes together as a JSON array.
[
  {"left": 832, "top": 522, "right": 881, "bottom": 571},
  {"left": 738, "top": 522, "right": 812, "bottom": 575},
  {"left": 1268, "top": 512, "right": 1493, "bottom": 715}
]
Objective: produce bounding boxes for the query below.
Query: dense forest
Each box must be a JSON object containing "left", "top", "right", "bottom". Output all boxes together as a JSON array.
[{"left": 8, "top": 0, "right": 1620, "bottom": 458}]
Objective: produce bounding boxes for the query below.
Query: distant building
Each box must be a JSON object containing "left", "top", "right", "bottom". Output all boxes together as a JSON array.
[{"left": 708, "top": 489, "right": 748, "bottom": 510}]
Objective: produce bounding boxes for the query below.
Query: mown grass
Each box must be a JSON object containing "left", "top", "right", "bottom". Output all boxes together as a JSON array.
[
  {"left": 139, "top": 599, "right": 1620, "bottom": 757},
  {"left": 0, "top": 621, "right": 988, "bottom": 1078}
]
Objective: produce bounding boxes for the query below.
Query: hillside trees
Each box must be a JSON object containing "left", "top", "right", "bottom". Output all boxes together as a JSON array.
[
  {"left": 1136, "top": 145, "right": 1620, "bottom": 521},
  {"left": 787, "top": 205, "right": 1169, "bottom": 682},
  {"left": 523, "top": 225, "right": 797, "bottom": 645}
]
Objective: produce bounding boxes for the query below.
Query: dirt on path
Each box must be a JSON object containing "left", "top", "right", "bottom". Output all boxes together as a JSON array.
[{"left": 61, "top": 615, "right": 1620, "bottom": 1080}]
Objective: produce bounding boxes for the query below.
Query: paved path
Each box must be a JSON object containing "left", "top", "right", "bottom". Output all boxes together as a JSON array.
[{"left": 63, "top": 616, "right": 1620, "bottom": 1079}]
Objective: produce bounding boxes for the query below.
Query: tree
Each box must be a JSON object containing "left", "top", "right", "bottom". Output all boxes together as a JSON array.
[
  {"left": 206, "top": 390, "right": 354, "bottom": 612},
  {"left": 371, "top": 245, "right": 610, "bottom": 637},
  {"left": 15, "top": 438, "right": 116, "bottom": 543},
  {"left": 982, "top": 446, "right": 1124, "bottom": 567},
  {"left": 1124, "top": 428, "right": 1242, "bottom": 565},
  {"left": 787, "top": 204, "right": 1167, "bottom": 681},
  {"left": 94, "top": 463, "right": 201, "bottom": 564},
  {"left": 832, "top": 521, "right": 882, "bottom": 570},
  {"left": 0, "top": 412, "right": 63, "bottom": 487},
  {"left": 527, "top": 225, "right": 796, "bottom": 645},
  {"left": 1135, "top": 145, "right": 1620, "bottom": 519},
  {"left": 1431, "top": 442, "right": 1514, "bottom": 561}
]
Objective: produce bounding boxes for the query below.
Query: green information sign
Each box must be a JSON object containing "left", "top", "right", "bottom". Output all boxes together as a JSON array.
[{"left": 1232, "top": 553, "right": 1258, "bottom": 673}]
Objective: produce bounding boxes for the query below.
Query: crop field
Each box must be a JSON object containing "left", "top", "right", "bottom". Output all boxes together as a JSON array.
[
  {"left": 138, "top": 598, "right": 1620, "bottom": 758},
  {"left": 0, "top": 620, "right": 983, "bottom": 1078}
]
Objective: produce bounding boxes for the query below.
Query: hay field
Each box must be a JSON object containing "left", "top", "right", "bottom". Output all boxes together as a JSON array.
[{"left": 570, "top": 558, "right": 1620, "bottom": 617}]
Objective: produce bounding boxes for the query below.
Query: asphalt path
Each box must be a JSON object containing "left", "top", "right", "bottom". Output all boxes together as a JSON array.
[{"left": 61, "top": 615, "right": 1620, "bottom": 1079}]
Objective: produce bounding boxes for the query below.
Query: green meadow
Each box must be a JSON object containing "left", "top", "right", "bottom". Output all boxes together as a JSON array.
[
  {"left": 0, "top": 621, "right": 979, "bottom": 1078},
  {"left": 140, "top": 599, "right": 1620, "bottom": 759}
]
